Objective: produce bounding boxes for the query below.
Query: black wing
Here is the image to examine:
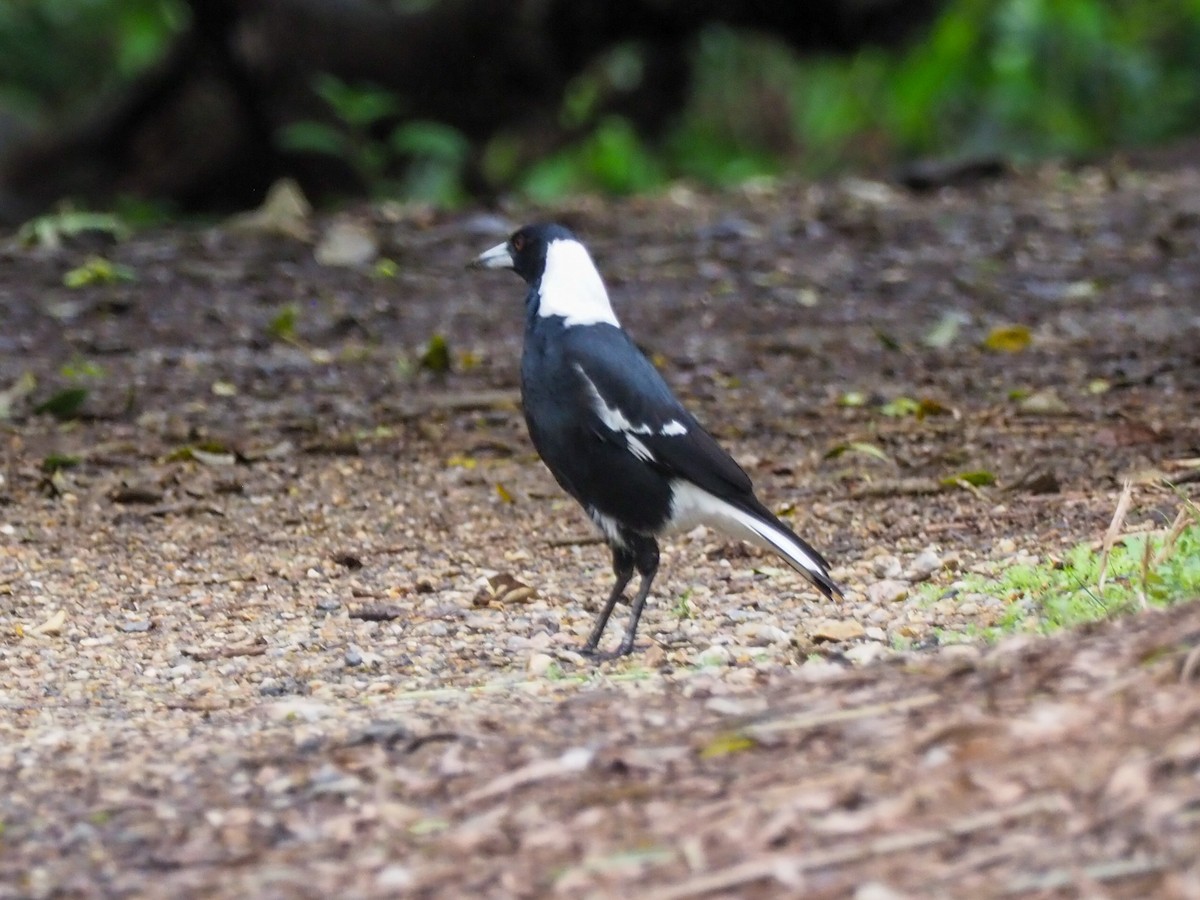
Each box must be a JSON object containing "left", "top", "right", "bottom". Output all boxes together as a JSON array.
[{"left": 564, "top": 325, "right": 753, "bottom": 501}]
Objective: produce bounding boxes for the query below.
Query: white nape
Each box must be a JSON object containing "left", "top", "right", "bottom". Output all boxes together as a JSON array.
[{"left": 536, "top": 239, "right": 620, "bottom": 327}]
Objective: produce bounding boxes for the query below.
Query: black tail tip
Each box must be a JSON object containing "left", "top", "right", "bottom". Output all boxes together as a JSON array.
[{"left": 815, "top": 572, "right": 844, "bottom": 601}]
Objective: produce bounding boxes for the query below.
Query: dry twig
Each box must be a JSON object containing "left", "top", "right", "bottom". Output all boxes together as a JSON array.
[
  {"left": 1002, "top": 855, "right": 1168, "bottom": 895},
  {"left": 744, "top": 692, "right": 940, "bottom": 739},
  {"left": 182, "top": 639, "right": 267, "bottom": 661},
  {"left": 1097, "top": 480, "right": 1133, "bottom": 594},
  {"left": 643, "top": 795, "right": 1071, "bottom": 900}
]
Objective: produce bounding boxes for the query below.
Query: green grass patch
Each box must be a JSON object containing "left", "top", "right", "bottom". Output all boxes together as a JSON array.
[{"left": 929, "top": 512, "right": 1200, "bottom": 640}]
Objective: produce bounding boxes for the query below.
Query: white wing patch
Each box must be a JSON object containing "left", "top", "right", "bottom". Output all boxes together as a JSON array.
[
  {"left": 575, "top": 365, "right": 652, "bottom": 435},
  {"left": 626, "top": 435, "right": 655, "bottom": 463},
  {"left": 660, "top": 419, "right": 687, "bottom": 436},
  {"left": 536, "top": 239, "right": 619, "bottom": 327}
]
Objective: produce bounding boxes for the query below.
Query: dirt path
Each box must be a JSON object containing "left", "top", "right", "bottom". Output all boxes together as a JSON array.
[{"left": 1, "top": 165, "right": 1198, "bottom": 897}]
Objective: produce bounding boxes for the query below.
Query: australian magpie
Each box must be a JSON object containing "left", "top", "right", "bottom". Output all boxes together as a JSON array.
[{"left": 470, "top": 223, "right": 841, "bottom": 659}]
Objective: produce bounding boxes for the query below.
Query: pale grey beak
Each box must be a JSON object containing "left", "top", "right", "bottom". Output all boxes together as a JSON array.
[{"left": 469, "top": 241, "right": 513, "bottom": 270}]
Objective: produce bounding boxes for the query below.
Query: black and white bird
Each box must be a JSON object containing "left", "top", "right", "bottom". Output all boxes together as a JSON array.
[{"left": 470, "top": 223, "right": 841, "bottom": 658}]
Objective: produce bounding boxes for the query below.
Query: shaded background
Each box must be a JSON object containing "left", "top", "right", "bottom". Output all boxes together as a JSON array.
[{"left": 1, "top": 0, "right": 1199, "bottom": 223}]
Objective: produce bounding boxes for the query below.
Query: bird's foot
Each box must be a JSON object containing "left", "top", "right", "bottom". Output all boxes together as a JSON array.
[{"left": 579, "top": 641, "right": 635, "bottom": 662}]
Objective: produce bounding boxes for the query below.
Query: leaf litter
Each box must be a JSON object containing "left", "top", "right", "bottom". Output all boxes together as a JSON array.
[{"left": 0, "top": 163, "right": 1199, "bottom": 896}]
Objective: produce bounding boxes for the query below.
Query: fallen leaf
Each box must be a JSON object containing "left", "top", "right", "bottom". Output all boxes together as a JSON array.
[
  {"left": 939, "top": 470, "right": 996, "bottom": 488},
  {"left": 495, "top": 483, "right": 515, "bottom": 504},
  {"left": 699, "top": 732, "right": 758, "bottom": 758},
  {"left": 881, "top": 396, "right": 922, "bottom": 417},
  {"left": 916, "top": 398, "right": 955, "bottom": 418},
  {"left": 226, "top": 178, "right": 312, "bottom": 240},
  {"left": 18, "top": 210, "right": 129, "bottom": 249},
  {"left": 1017, "top": 388, "right": 1070, "bottom": 415},
  {"left": 187, "top": 448, "right": 237, "bottom": 467},
  {"left": 923, "top": 310, "right": 969, "bottom": 348},
  {"left": 420, "top": 334, "right": 452, "bottom": 374},
  {"left": 1062, "top": 279, "right": 1098, "bottom": 301},
  {"left": 0, "top": 372, "right": 37, "bottom": 420},
  {"left": 473, "top": 573, "right": 537, "bottom": 607},
  {"left": 29, "top": 609, "right": 67, "bottom": 636},
  {"left": 982, "top": 324, "right": 1032, "bottom": 353},
  {"left": 63, "top": 256, "right": 135, "bottom": 288},
  {"left": 34, "top": 387, "right": 88, "bottom": 420},
  {"left": 40, "top": 454, "right": 80, "bottom": 474},
  {"left": 824, "top": 442, "right": 893, "bottom": 464},
  {"left": 268, "top": 305, "right": 299, "bottom": 343},
  {"left": 372, "top": 258, "right": 399, "bottom": 279},
  {"left": 40, "top": 468, "right": 71, "bottom": 497}
]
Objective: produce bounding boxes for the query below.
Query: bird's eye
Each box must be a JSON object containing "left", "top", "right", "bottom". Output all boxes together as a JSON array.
[{"left": 511, "top": 234, "right": 526, "bottom": 253}]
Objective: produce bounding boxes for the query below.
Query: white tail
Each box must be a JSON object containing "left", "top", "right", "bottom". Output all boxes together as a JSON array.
[{"left": 667, "top": 481, "right": 838, "bottom": 595}]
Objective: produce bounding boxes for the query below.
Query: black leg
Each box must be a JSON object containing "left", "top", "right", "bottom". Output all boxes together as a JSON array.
[
  {"left": 582, "top": 545, "right": 634, "bottom": 653},
  {"left": 585, "top": 537, "right": 659, "bottom": 660}
]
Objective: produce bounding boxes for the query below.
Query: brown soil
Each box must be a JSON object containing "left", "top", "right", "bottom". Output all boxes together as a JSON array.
[{"left": 1, "top": 164, "right": 1198, "bottom": 897}]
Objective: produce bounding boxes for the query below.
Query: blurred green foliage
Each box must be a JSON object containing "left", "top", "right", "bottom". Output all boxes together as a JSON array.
[
  {"left": 518, "top": 0, "right": 1200, "bottom": 191},
  {"left": 0, "top": 0, "right": 185, "bottom": 118},
  {"left": 2, "top": 0, "right": 1200, "bottom": 206},
  {"left": 278, "top": 73, "right": 471, "bottom": 204}
]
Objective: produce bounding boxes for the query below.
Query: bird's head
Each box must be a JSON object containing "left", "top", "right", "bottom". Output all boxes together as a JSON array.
[
  {"left": 469, "top": 223, "right": 618, "bottom": 327},
  {"left": 469, "top": 223, "right": 576, "bottom": 284}
]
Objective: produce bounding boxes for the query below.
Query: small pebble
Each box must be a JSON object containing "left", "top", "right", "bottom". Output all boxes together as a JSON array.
[
  {"left": 527, "top": 652, "right": 555, "bottom": 676},
  {"left": 866, "top": 580, "right": 909, "bottom": 604},
  {"left": 809, "top": 619, "right": 866, "bottom": 643},
  {"left": 316, "top": 598, "right": 341, "bottom": 611},
  {"left": 695, "top": 644, "right": 732, "bottom": 667},
  {"left": 845, "top": 643, "right": 886, "bottom": 666},
  {"left": 872, "top": 555, "right": 903, "bottom": 579},
  {"left": 735, "top": 621, "right": 790, "bottom": 645},
  {"left": 345, "top": 645, "right": 364, "bottom": 667},
  {"left": 376, "top": 865, "right": 415, "bottom": 891},
  {"left": 119, "top": 620, "right": 153, "bottom": 633},
  {"left": 908, "top": 550, "right": 943, "bottom": 581},
  {"left": 314, "top": 220, "right": 378, "bottom": 267},
  {"left": 855, "top": 881, "right": 908, "bottom": 900}
]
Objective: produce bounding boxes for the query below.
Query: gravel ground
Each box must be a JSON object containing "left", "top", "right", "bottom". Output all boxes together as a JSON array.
[{"left": 1, "top": 162, "right": 1198, "bottom": 896}]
